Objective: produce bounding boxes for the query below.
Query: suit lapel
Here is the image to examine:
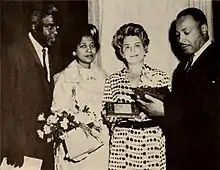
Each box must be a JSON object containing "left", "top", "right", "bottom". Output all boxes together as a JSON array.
[
  {"left": 172, "top": 43, "right": 213, "bottom": 90},
  {"left": 25, "top": 37, "right": 43, "bottom": 69},
  {"left": 178, "top": 43, "right": 214, "bottom": 91},
  {"left": 187, "top": 43, "right": 213, "bottom": 75},
  {"left": 23, "top": 37, "right": 53, "bottom": 100}
]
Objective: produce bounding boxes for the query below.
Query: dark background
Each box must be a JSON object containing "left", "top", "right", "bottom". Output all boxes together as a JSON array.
[
  {"left": 213, "top": 0, "right": 220, "bottom": 47},
  {"left": 1, "top": 0, "right": 88, "bottom": 72}
]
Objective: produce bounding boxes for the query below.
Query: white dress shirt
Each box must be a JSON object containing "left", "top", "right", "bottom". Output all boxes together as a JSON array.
[
  {"left": 192, "top": 39, "right": 212, "bottom": 66},
  {"left": 28, "top": 32, "right": 50, "bottom": 82}
]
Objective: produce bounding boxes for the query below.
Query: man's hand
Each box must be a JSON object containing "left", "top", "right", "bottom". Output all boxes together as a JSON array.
[
  {"left": 136, "top": 94, "right": 165, "bottom": 117},
  {"left": 132, "top": 112, "right": 148, "bottom": 122},
  {"left": 6, "top": 150, "right": 24, "bottom": 167}
]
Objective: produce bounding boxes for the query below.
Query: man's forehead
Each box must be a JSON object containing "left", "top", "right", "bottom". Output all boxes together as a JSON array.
[
  {"left": 176, "top": 15, "right": 198, "bottom": 30},
  {"left": 41, "top": 15, "right": 54, "bottom": 24}
]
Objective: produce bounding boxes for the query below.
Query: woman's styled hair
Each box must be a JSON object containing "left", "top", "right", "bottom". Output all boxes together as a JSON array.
[
  {"left": 71, "top": 24, "right": 100, "bottom": 52},
  {"left": 112, "top": 23, "right": 150, "bottom": 64}
]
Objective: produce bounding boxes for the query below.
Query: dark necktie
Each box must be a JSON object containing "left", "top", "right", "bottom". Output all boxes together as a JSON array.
[
  {"left": 184, "top": 55, "right": 194, "bottom": 72},
  {"left": 42, "top": 48, "right": 48, "bottom": 80}
]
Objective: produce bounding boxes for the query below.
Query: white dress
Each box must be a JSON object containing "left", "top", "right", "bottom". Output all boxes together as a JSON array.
[{"left": 51, "top": 60, "right": 109, "bottom": 170}]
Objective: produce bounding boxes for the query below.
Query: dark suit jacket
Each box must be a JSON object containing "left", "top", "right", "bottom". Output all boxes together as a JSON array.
[
  {"left": 164, "top": 42, "right": 220, "bottom": 170},
  {"left": 1, "top": 36, "right": 55, "bottom": 169}
]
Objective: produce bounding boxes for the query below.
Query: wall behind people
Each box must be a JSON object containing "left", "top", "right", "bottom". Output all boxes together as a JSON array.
[
  {"left": 88, "top": 0, "right": 214, "bottom": 78},
  {"left": 88, "top": 0, "right": 189, "bottom": 77}
]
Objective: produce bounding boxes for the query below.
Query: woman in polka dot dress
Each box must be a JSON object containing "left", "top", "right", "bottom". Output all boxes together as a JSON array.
[{"left": 102, "top": 23, "right": 171, "bottom": 170}]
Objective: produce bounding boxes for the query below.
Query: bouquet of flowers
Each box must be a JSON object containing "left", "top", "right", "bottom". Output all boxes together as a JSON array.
[{"left": 37, "top": 100, "right": 103, "bottom": 162}]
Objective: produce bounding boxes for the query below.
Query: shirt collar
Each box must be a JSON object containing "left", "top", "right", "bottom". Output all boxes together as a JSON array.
[
  {"left": 193, "top": 39, "right": 212, "bottom": 64},
  {"left": 28, "top": 32, "right": 48, "bottom": 56},
  {"left": 76, "top": 60, "right": 95, "bottom": 70}
]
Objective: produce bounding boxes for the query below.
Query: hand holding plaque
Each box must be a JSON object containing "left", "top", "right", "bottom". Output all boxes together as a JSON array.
[
  {"left": 131, "top": 86, "right": 169, "bottom": 102},
  {"left": 131, "top": 86, "right": 169, "bottom": 117}
]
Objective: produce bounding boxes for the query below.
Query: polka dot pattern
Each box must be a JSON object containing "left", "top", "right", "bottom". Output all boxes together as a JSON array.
[
  {"left": 102, "top": 64, "right": 170, "bottom": 170},
  {"left": 108, "top": 127, "right": 166, "bottom": 170}
]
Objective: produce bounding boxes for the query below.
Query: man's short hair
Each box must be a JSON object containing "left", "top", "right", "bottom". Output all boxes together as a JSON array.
[
  {"left": 28, "top": 3, "right": 60, "bottom": 30},
  {"left": 177, "top": 7, "right": 207, "bottom": 26}
]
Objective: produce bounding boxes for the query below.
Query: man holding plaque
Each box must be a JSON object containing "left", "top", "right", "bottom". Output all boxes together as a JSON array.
[{"left": 139, "top": 8, "right": 220, "bottom": 170}]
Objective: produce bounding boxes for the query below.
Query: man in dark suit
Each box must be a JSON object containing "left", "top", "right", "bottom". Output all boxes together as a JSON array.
[
  {"left": 164, "top": 8, "right": 220, "bottom": 170},
  {"left": 137, "top": 8, "right": 220, "bottom": 170},
  {"left": 1, "top": 3, "right": 61, "bottom": 170}
]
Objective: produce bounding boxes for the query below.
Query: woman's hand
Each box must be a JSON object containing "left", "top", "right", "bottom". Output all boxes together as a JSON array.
[
  {"left": 107, "top": 115, "right": 120, "bottom": 123},
  {"left": 105, "top": 116, "right": 123, "bottom": 135},
  {"left": 136, "top": 94, "right": 164, "bottom": 117}
]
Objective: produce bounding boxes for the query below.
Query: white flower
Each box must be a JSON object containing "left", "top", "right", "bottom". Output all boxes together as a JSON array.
[
  {"left": 43, "top": 125, "right": 52, "bottom": 134},
  {"left": 47, "top": 138, "right": 52, "bottom": 143},
  {"left": 60, "top": 118, "right": 69, "bottom": 130},
  {"left": 60, "top": 133, "right": 68, "bottom": 140},
  {"left": 47, "top": 115, "right": 58, "bottom": 124},
  {"left": 51, "top": 109, "right": 63, "bottom": 117},
  {"left": 37, "top": 130, "right": 44, "bottom": 139},
  {"left": 56, "top": 110, "right": 63, "bottom": 117},
  {"left": 37, "top": 113, "right": 45, "bottom": 121}
]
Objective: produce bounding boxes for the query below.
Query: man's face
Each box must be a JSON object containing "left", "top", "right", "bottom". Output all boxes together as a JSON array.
[
  {"left": 176, "top": 15, "right": 206, "bottom": 55},
  {"left": 37, "top": 15, "right": 59, "bottom": 47}
]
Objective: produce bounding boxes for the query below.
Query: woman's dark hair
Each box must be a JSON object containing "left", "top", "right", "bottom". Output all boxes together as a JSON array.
[
  {"left": 112, "top": 23, "right": 150, "bottom": 65},
  {"left": 177, "top": 7, "right": 207, "bottom": 27},
  {"left": 69, "top": 24, "right": 100, "bottom": 53}
]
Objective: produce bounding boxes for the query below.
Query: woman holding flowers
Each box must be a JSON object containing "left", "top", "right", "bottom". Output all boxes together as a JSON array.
[{"left": 48, "top": 24, "right": 109, "bottom": 170}]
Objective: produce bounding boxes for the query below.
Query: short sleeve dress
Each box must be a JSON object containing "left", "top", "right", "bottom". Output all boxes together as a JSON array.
[{"left": 102, "top": 64, "right": 171, "bottom": 170}]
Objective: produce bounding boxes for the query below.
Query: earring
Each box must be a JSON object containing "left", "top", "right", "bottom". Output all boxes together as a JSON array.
[
  {"left": 32, "top": 25, "right": 36, "bottom": 32},
  {"left": 72, "top": 51, "right": 76, "bottom": 56}
]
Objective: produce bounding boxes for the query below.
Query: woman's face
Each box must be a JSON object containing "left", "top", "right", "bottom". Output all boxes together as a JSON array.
[
  {"left": 121, "top": 35, "right": 146, "bottom": 65},
  {"left": 75, "top": 36, "right": 97, "bottom": 68}
]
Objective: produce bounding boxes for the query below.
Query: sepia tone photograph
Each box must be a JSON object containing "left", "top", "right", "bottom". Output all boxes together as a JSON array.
[{"left": 1, "top": 0, "right": 220, "bottom": 170}]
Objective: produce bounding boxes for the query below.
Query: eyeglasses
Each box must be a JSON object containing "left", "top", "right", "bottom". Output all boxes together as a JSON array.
[{"left": 43, "top": 24, "right": 60, "bottom": 31}]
